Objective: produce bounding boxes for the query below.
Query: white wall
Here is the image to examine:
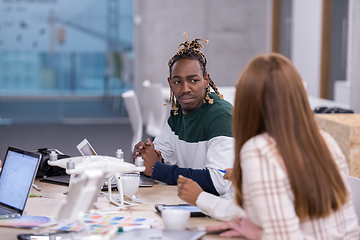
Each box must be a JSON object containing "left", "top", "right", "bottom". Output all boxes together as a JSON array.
[
  {"left": 291, "top": 0, "right": 323, "bottom": 97},
  {"left": 133, "top": 0, "right": 270, "bottom": 99},
  {"left": 347, "top": 0, "right": 360, "bottom": 113}
]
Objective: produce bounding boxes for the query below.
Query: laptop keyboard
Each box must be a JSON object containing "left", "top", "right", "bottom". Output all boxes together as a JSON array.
[
  {"left": 107, "top": 175, "right": 139, "bottom": 185},
  {"left": 110, "top": 176, "right": 117, "bottom": 184},
  {"left": 109, "top": 174, "right": 140, "bottom": 184},
  {"left": 0, "top": 207, "right": 13, "bottom": 215}
]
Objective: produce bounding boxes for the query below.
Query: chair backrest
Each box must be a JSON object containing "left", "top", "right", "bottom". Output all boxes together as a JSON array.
[
  {"left": 122, "top": 90, "right": 143, "bottom": 152},
  {"left": 142, "top": 79, "right": 151, "bottom": 125},
  {"left": 348, "top": 176, "right": 360, "bottom": 220},
  {"left": 142, "top": 80, "right": 170, "bottom": 137}
]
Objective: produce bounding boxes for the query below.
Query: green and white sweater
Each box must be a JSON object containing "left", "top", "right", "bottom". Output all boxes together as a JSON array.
[{"left": 153, "top": 93, "right": 234, "bottom": 197}]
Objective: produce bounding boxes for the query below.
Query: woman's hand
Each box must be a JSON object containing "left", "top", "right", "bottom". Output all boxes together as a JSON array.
[
  {"left": 206, "top": 218, "right": 263, "bottom": 239},
  {"left": 223, "top": 168, "right": 233, "bottom": 180},
  {"left": 177, "top": 175, "right": 203, "bottom": 206}
]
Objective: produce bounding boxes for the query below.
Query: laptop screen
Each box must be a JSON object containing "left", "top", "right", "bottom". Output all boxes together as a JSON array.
[{"left": 0, "top": 148, "right": 40, "bottom": 211}]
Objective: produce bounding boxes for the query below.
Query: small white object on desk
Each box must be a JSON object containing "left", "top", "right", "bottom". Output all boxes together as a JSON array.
[
  {"left": 121, "top": 173, "right": 140, "bottom": 196},
  {"left": 32, "top": 183, "right": 41, "bottom": 191},
  {"left": 161, "top": 209, "right": 190, "bottom": 230},
  {"left": 116, "top": 149, "right": 124, "bottom": 161},
  {"left": 135, "top": 156, "right": 144, "bottom": 167}
]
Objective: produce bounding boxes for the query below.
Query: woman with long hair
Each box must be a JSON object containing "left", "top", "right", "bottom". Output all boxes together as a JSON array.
[{"left": 204, "top": 53, "right": 359, "bottom": 239}]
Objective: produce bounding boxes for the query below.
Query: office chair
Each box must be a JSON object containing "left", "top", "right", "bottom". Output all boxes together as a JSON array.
[
  {"left": 142, "top": 79, "right": 151, "bottom": 125},
  {"left": 142, "top": 80, "right": 170, "bottom": 138},
  {"left": 122, "top": 90, "right": 143, "bottom": 153}
]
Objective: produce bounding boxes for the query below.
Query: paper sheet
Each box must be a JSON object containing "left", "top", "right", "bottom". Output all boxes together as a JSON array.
[{"left": 54, "top": 213, "right": 157, "bottom": 234}]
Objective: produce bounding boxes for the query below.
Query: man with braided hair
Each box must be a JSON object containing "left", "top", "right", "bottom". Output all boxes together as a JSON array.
[{"left": 133, "top": 33, "right": 234, "bottom": 197}]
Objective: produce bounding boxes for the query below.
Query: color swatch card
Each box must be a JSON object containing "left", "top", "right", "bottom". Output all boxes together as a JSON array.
[
  {"left": 0, "top": 215, "right": 55, "bottom": 229},
  {"left": 55, "top": 213, "right": 156, "bottom": 234}
]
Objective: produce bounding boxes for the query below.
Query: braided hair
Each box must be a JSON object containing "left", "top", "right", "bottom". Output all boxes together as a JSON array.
[{"left": 166, "top": 32, "right": 223, "bottom": 115}]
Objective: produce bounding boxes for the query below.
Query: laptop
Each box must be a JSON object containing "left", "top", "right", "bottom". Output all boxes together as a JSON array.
[
  {"left": 0, "top": 147, "right": 41, "bottom": 219},
  {"left": 76, "top": 139, "right": 155, "bottom": 188}
]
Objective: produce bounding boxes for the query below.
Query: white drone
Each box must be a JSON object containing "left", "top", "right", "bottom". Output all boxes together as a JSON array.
[{"left": 48, "top": 155, "right": 145, "bottom": 207}]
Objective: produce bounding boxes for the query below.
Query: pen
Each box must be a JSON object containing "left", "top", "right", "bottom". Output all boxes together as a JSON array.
[
  {"left": 117, "top": 224, "right": 151, "bottom": 233},
  {"left": 32, "top": 183, "right": 41, "bottom": 191},
  {"left": 29, "top": 193, "right": 54, "bottom": 198},
  {"left": 218, "top": 169, "right": 226, "bottom": 174}
]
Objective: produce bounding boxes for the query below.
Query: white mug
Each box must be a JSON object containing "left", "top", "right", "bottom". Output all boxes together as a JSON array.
[
  {"left": 162, "top": 209, "right": 190, "bottom": 230},
  {"left": 121, "top": 173, "right": 140, "bottom": 196}
]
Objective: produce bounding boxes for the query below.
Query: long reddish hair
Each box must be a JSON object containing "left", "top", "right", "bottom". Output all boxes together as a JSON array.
[{"left": 232, "top": 53, "right": 347, "bottom": 221}]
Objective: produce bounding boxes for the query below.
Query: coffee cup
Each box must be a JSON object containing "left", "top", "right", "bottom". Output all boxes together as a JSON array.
[
  {"left": 121, "top": 173, "right": 140, "bottom": 196},
  {"left": 162, "top": 209, "right": 190, "bottom": 230}
]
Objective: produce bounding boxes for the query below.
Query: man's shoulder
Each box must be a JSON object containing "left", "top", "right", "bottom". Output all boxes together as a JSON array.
[
  {"left": 166, "top": 94, "right": 232, "bottom": 129},
  {"left": 206, "top": 94, "right": 233, "bottom": 116},
  {"left": 202, "top": 95, "right": 232, "bottom": 138}
]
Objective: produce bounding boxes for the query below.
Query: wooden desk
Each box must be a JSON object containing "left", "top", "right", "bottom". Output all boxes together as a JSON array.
[{"left": 1, "top": 179, "right": 242, "bottom": 239}]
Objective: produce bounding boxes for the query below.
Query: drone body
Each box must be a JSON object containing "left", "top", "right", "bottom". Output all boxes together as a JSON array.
[
  {"left": 48, "top": 155, "right": 145, "bottom": 207},
  {"left": 48, "top": 155, "right": 145, "bottom": 176}
]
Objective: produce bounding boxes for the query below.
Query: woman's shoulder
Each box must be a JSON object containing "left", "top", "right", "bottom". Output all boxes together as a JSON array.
[
  {"left": 240, "top": 133, "right": 287, "bottom": 180},
  {"left": 241, "top": 133, "right": 275, "bottom": 152},
  {"left": 240, "top": 133, "right": 279, "bottom": 165}
]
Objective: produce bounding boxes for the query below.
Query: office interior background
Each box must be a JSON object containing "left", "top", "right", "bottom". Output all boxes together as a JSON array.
[{"left": 0, "top": 0, "right": 359, "bottom": 161}]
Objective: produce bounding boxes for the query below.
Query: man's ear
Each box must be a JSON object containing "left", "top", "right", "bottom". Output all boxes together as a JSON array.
[
  {"left": 204, "top": 73, "right": 210, "bottom": 88},
  {"left": 167, "top": 77, "right": 172, "bottom": 89}
]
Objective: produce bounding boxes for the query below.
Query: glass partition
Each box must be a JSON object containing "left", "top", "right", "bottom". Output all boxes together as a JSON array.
[{"left": 0, "top": 0, "right": 133, "bottom": 124}]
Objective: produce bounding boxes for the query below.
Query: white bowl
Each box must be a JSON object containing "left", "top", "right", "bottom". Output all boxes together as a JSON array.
[{"left": 162, "top": 209, "right": 190, "bottom": 230}]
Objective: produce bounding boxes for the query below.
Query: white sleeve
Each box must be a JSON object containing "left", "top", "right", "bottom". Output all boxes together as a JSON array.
[
  {"left": 207, "top": 136, "right": 235, "bottom": 196},
  {"left": 196, "top": 191, "right": 246, "bottom": 221},
  {"left": 153, "top": 122, "right": 177, "bottom": 165}
]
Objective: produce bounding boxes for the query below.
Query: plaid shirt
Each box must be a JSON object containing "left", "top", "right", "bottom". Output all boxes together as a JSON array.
[{"left": 241, "top": 130, "right": 359, "bottom": 240}]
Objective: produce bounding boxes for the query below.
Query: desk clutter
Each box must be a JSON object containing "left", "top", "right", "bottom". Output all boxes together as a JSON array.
[
  {"left": 54, "top": 213, "right": 156, "bottom": 234},
  {"left": 0, "top": 142, "right": 213, "bottom": 240},
  {"left": 6, "top": 179, "right": 214, "bottom": 240}
]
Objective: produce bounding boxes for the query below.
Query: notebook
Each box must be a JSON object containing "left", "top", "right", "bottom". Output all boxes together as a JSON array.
[{"left": 0, "top": 147, "right": 41, "bottom": 219}]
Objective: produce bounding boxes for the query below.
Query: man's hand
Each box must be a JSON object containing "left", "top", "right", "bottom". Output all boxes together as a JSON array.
[
  {"left": 132, "top": 138, "right": 162, "bottom": 177},
  {"left": 177, "top": 175, "right": 203, "bottom": 206},
  {"left": 206, "top": 218, "right": 263, "bottom": 239},
  {"left": 133, "top": 141, "right": 146, "bottom": 161}
]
